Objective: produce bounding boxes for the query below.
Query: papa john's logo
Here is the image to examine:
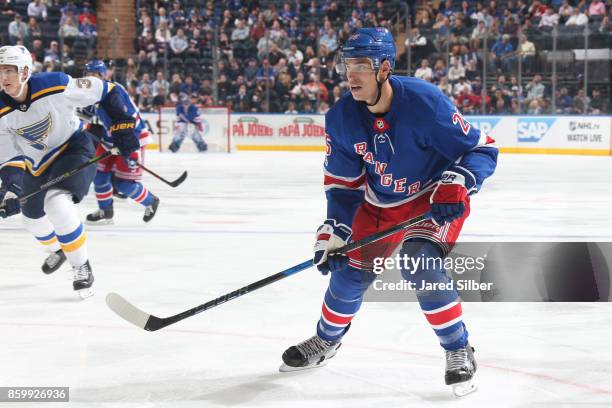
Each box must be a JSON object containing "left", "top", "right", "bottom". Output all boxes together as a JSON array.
[{"left": 13, "top": 113, "right": 52, "bottom": 151}]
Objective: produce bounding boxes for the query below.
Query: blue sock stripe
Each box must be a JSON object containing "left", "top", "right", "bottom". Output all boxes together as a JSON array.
[
  {"left": 36, "top": 231, "right": 57, "bottom": 242},
  {"left": 57, "top": 223, "right": 84, "bottom": 244}
]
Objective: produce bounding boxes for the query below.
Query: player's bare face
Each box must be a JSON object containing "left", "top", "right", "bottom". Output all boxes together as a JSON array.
[
  {"left": 345, "top": 58, "right": 377, "bottom": 103},
  {"left": 0, "top": 65, "right": 23, "bottom": 97}
]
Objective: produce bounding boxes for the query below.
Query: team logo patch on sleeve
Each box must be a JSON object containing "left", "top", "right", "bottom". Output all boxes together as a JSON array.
[
  {"left": 13, "top": 113, "right": 52, "bottom": 151},
  {"left": 76, "top": 78, "right": 92, "bottom": 88}
]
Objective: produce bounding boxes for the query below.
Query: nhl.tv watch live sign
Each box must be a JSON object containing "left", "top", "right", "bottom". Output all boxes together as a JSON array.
[{"left": 466, "top": 115, "right": 611, "bottom": 155}]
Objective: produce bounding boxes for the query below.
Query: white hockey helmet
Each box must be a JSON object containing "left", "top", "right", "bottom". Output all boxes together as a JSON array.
[{"left": 0, "top": 45, "right": 33, "bottom": 81}]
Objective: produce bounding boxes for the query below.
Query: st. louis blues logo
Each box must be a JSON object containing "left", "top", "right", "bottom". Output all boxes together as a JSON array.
[{"left": 14, "top": 113, "right": 52, "bottom": 151}]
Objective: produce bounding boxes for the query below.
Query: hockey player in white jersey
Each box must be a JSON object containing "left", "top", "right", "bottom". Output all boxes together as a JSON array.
[
  {"left": 0, "top": 45, "right": 140, "bottom": 298},
  {"left": 168, "top": 94, "right": 208, "bottom": 153}
]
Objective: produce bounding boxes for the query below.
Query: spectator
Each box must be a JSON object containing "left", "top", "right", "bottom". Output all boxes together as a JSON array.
[
  {"left": 319, "top": 28, "right": 338, "bottom": 53},
  {"left": 155, "top": 21, "right": 171, "bottom": 48},
  {"left": 137, "top": 72, "right": 152, "bottom": 94},
  {"left": 231, "top": 18, "right": 249, "bottom": 42},
  {"left": 517, "top": 34, "right": 536, "bottom": 73},
  {"left": 152, "top": 86, "right": 167, "bottom": 109},
  {"left": 414, "top": 58, "right": 433, "bottom": 81},
  {"left": 285, "top": 100, "right": 298, "bottom": 114},
  {"left": 27, "top": 0, "right": 47, "bottom": 21},
  {"left": 432, "top": 59, "right": 447, "bottom": 82},
  {"left": 453, "top": 76, "right": 472, "bottom": 97},
  {"left": 525, "top": 74, "right": 545, "bottom": 105},
  {"left": 79, "top": 2, "right": 96, "bottom": 25},
  {"left": 267, "top": 42, "right": 286, "bottom": 66},
  {"left": 489, "top": 34, "right": 515, "bottom": 73},
  {"left": 572, "top": 89, "right": 591, "bottom": 113},
  {"left": 169, "top": 1, "right": 186, "bottom": 28},
  {"left": 44, "top": 40, "right": 59, "bottom": 63},
  {"left": 456, "top": 87, "right": 478, "bottom": 114},
  {"left": 180, "top": 75, "right": 199, "bottom": 96},
  {"left": 447, "top": 59, "right": 465, "bottom": 83},
  {"left": 558, "top": 0, "right": 574, "bottom": 23},
  {"left": 137, "top": 85, "right": 154, "bottom": 112},
  {"left": 169, "top": 28, "right": 188, "bottom": 56},
  {"left": 58, "top": 15, "right": 79, "bottom": 38},
  {"left": 27, "top": 16, "right": 41, "bottom": 40},
  {"left": 233, "top": 84, "right": 251, "bottom": 111},
  {"left": 565, "top": 8, "right": 588, "bottom": 26},
  {"left": 599, "top": 16, "right": 610, "bottom": 33},
  {"left": 79, "top": 15, "right": 97, "bottom": 38},
  {"left": 538, "top": 7, "right": 559, "bottom": 28},
  {"left": 555, "top": 87, "right": 574, "bottom": 113},
  {"left": 405, "top": 27, "right": 429, "bottom": 64},
  {"left": 589, "top": 89, "right": 608, "bottom": 114},
  {"left": 437, "top": 76, "right": 453, "bottom": 96},
  {"left": 587, "top": 0, "right": 606, "bottom": 17},
  {"left": 30, "top": 38, "right": 45, "bottom": 62},
  {"left": 154, "top": 7, "right": 169, "bottom": 28},
  {"left": 8, "top": 14, "right": 28, "bottom": 45}
]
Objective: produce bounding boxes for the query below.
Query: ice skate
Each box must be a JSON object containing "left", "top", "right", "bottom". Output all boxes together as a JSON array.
[
  {"left": 86, "top": 206, "right": 114, "bottom": 225},
  {"left": 445, "top": 342, "right": 477, "bottom": 397},
  {"left": 72, "top": 260, "right": 94, "bottom": 299},
  {"left": 41, "top": 249, "right": 67, "bottom": 274},
  {"left": 279, "top": 334, "right": 342, "bottom": 372},
  {"left": 143, "top": 195, "right": 160, "bottom": 223}
]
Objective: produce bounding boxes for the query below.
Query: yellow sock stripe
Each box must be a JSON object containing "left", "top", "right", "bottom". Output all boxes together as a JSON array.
[
  {"left": 59, "top": 233, "right": 87, "bottom": 253},
  {"left": 38, "top": 236, "right": 59, "bottom": 246}
]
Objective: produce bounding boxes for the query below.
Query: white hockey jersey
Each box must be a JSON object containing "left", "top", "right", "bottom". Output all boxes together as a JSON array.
[{"left": 0, "top": 72, "right": 114, "bottom": 176}]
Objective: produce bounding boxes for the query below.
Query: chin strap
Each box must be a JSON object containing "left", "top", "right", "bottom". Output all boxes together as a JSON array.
[{"left": 365, "top": 70, "right": 389, "bottom": 107}]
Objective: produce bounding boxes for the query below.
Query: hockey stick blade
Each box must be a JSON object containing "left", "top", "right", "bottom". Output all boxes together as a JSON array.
[
  {"left": 168, "top": 170, "right": 188, "bottom": 188},
  {"left": 105, "top": 292, "right": 163, "bottom": 331}
]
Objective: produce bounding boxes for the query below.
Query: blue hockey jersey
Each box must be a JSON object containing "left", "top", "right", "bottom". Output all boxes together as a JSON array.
[
  {"left": 176, "top": 103, "right": 201, "bottom": 124},
  {"left": 324, "top": 75, "right": 498, "bottom": 228},
  {"left": 84, "top": 83, "right": 148, "bottom": 144}
]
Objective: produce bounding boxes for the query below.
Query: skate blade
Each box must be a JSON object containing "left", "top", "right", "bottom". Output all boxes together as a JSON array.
[
  {"left": 279, "top": 360, "right": 329, "bottom": 373},
  {"left": 85, "top": 219, "right": 114, "bottom": 226},
  {"left": 77, "top": 288, "right": 94, "bottom": 299},
  {"left": 452, "top": 379, "right": 477, "bottom": 397}
]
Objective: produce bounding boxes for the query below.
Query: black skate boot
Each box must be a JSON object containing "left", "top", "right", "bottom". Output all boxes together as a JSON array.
[
  {"left": 86, "top": 205, "right": 114, "bottom": 225},
  {"left": 42, "top": 249, "right": 67, "bottom": 274},
  {"left": 143, "top": 195, "right": 160, "bottom": 223},
  {"left": 72, "top": 260, "right": 94, "bottom": 299},
  {"left": 445, "top": 342, "right": 477, "bottom": 397},
  {"left": 279, "top": 334, "right": 342, "bottom": 372},
  {"left": 196, "top": 141, "right": 208, "bottom": 152},
  {"left": 168, "top": 142, "right": 179, "bottom": 153}
]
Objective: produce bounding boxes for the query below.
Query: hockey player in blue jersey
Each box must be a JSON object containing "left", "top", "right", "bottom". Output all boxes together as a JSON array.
[
  {"left": 279, "top": 28, "right": 498, "bottom": 396},
  {"left": 0, "top": 46, "right": 140, "bottom": 298},
  {"left": 168, "top": 94, "right": 208, "bottom": 153},
  {"left": 78, "top": 60, "right": 160, "bottom": 225}
]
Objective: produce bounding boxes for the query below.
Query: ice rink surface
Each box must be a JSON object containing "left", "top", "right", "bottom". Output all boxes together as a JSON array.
[{"left": 1, "top": 151, "right": 612, "bottom": 407}]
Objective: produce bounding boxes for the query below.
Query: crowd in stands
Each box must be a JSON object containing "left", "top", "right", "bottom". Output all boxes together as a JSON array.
[
  {"left": 2, "top": 1, "right": 610, "bottom": 115},
  {"left": 130, "top": 0, "right": 610, "bottom": 115},
  {"left": 1, "top": 0, "right": 97, "bottom": 75}
]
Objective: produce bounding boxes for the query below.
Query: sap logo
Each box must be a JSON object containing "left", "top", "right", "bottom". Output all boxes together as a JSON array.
[
  {"left": 517, "top": 118, "right": 556, "bottom": 142},
  {"left": 467, "top": 117, "right": 500, "bottom": 136}
]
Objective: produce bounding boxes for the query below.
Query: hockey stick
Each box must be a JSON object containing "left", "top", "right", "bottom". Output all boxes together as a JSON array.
[
  {"left": 105, "top": 213, "right": 429, "bottom": 331},
  {"left": 0, "top": 148, "right": 118, "bottom": 217},
  {"left": 137, "top": 163, "right": 188, "bottom": 188},
  {"left": 90, "top": 132, "right": 188, "bottom": 188}
]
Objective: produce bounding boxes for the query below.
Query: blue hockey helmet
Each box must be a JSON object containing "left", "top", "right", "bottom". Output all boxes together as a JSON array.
[
  {"left": 336, "top": 27, "right": 396, "bottom": 74},
  {"left": 84, "top": 59, "right": 107, "bottom": 75}
]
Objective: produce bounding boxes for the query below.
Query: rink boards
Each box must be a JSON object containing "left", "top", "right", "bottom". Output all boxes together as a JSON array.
[{"left": 141, "top": 112, "right": 612, "bottom": 155}]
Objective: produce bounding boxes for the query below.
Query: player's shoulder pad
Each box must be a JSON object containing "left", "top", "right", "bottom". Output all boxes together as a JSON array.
[
  {"left": 325, "top": 91, "right": 358, "bottom": 136},
  {"left": 29, "top": 72, "right": 70, "bottom": 102},
  {"left": 390, "top": 75, "right": 442, "bottom": 115}
]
